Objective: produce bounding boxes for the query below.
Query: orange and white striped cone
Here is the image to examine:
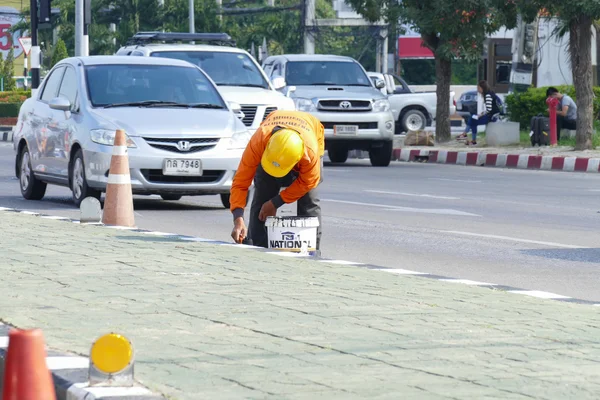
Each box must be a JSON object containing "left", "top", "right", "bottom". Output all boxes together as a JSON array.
[{"left": 102, "top": 129, "right": 135, "bottom": 227}]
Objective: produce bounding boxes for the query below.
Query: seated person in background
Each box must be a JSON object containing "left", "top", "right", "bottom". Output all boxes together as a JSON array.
[
  {"left": 458, "top": 80, "right": 500, "bottom": 146},
  {"left": 546, "top": 87, "right": 577, "bottom": 140}
]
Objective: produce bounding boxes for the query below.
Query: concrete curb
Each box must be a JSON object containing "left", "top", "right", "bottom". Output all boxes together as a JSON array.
[
  {"left": 1, "top": 207, "right": 598, "bottom": 308},
  {"left": 0, "top": 126, "right": 13, "bottom": 143},
  {"left": 0, "top": 323, "right": 166, "bottom": 399},
  {"left": 349, "top": 148, "right": 600, "bottom": 173}
]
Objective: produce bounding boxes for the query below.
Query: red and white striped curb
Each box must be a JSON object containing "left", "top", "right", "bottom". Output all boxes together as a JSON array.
[{"left": 388, "top": 148, "right": 600, "bottom": 173}]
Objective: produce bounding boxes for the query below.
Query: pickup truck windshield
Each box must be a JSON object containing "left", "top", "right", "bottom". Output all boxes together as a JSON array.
[
  {"left": 285, "top": 61, "right": 371, "bottom": 86},
  {"left": 85, "top": 64, "right": 226, "bottom": 108},
  {"left": 150, "top": 51, "right": 270, "bottom": 89}
]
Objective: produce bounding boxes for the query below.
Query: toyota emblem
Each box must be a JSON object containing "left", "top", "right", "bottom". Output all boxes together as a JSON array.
[
  {"left": 339, "top": 101, "right": 352, "bottom": 109},
  {"left": 177, "top": 140, "right": 191, "bottom": 152}
]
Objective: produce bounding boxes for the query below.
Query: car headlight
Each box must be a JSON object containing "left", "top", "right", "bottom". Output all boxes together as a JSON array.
[
  {"left": 372, "top": 99, "right": 390, "bottom": 112},
  {"left": 228, "top": 130, "right": 252, "bottom": 149},
  {"left": 294, "top": 98, "right": 316, "bottom": 112},
  {"left": 90, "top": 129, "right": 136, "bottom": 148}
]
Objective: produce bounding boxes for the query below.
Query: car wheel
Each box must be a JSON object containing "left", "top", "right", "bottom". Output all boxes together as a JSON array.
[
  {"left": 369, "top": 141, "right": 393, "bottom": 167},
  {"left": 19, "top": 145, "right": 47, "bottom": 200},
  {"left": 402, "top": 110, "right": 426, "bottom": 132},
  {"left": 161, "top": 194, "right": 182, "bottom": 201},
  {"left": 71, "top": 149, "right": 101, "bottom": 207},
  {"left": 220, "top": 193, "right": 231, "bottom": 209},
  {"left": 328, "top": 145, "right": 348, "bottom": 163}
]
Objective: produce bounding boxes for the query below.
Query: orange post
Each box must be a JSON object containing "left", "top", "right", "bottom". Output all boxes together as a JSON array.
[
  {"left": 2, "top": 328, "right": 56, "bottom": 400},
  {"left": 546, "top": 97, "right": 560, "bottom": 146},
  {"left": 102, "top": 129, "right": 136, "bottom": 227}
]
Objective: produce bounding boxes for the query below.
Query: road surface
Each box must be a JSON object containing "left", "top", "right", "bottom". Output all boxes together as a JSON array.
[{"left": 1, "top": 142, "right": 599, "bottom": 301}]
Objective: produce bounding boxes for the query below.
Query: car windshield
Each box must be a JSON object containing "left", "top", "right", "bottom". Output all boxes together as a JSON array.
[
  {"left": 285, "top": 61, "right": 371, "bottom": 86},
  {"left": 85, "top": 64, "right": 226, "bottom": 108},
  {"left": 150, "top": 51, "right": 269, "bottom": 89}
]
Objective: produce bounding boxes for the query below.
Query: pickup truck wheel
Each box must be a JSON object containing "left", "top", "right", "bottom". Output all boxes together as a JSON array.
[
  {"left": 327, "top": 146, "right": 348, "bottom": 163},
  {"left": 369, "top": 141, "right": 393, "bottom": 167},
  {"left": 402, "top": 110, "right": 426, "bottom": 132}
]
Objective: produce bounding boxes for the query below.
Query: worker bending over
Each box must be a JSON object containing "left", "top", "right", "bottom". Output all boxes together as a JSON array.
[{"left": 229, "top": 110, "right": 325, "bottom": 253}]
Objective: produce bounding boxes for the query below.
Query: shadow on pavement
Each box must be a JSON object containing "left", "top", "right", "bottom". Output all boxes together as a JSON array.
[{"left": 521, "top": 248, "right": 600, "bottom": 263}]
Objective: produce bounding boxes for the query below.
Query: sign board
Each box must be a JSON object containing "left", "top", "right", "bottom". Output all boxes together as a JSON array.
[{"left": 19, "top": 37, "right": 31, "bottom": 56}]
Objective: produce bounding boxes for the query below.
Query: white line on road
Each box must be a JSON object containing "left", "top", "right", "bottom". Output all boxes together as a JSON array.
[
  {"left": 377, "top": 268, "right": 429, "bottom": 275},
  {"left": 325, "top": 168, "right": 351, "bottom": 172},
  {"left": 508, "top": 290, "right": 572, "bottom": 299},
  {"left": 365, "top": 190, "right": 460, "bottom": 200},
  {"left": 323, "top": 199, "right": 480, "bottom": 217},
  {"left": 440, "top": 230, "right": 588, "bottom": 249},
  {"left": 439, "top": 279, "right": 497, "bottom": 286},
  {"left": 429, "top": 178, "right": 482, "bottom": 183}
]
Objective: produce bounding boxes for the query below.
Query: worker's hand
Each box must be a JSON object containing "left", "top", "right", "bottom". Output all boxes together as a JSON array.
[
  {"left": 231, "top": 217, "right": 247, "bottom": 244},
  {"left": 258, "top": 200, "right": 277, "bottom": 221}
]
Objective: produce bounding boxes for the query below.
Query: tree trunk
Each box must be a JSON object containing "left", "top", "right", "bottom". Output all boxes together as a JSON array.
[
  {"left": 570, "top": 15, "right": 594, "bottom": 150},
  {"left": 435, "top": 55, "right": 452, "bottom": 143}
]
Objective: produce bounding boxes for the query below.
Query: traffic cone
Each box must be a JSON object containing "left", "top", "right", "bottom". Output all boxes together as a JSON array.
[
  {"left": 1, "top": 328, "right": 56, "bottom": 400},
  {"left": 102, "top": 129, "right": 135, "bottom": 227}
]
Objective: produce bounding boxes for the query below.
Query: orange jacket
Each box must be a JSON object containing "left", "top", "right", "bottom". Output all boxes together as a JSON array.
[{"left": 230, "top": 110, "right": 325, "bottom": 217}]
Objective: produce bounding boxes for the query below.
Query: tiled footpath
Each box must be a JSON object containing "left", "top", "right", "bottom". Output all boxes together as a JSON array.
[{"left": 2, "top": 211, "right": 600, "bottom": 400}]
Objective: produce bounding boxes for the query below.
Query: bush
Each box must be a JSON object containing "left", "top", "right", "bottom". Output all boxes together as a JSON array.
[
  {"left": 505, "top": 85, "right": 600, "bottom": 128},
  {"left": 0, "top": 103, "right": 22, "bottom": 118},
  {"left": 0, "top": 90, "right": 31, "bottom": 104}
]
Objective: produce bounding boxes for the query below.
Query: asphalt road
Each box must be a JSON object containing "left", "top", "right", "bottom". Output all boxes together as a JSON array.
[{"left": 2, "top": 141, "right": 600, "bottom": 301}]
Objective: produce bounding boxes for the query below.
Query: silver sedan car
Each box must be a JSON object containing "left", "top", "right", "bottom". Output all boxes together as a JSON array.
[{"left": 13, "top": 56, "right": 251, "bottom": 207}]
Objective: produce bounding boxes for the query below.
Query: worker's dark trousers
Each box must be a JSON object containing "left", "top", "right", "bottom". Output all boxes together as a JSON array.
[{"left": 248, "top": 158, "right": 323, "bottom": 252}]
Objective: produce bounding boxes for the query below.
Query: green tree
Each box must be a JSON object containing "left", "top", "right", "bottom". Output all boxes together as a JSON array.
[
  {"left": 516, "top": 3, "right": 600, "bottom": 150},
  {"left": 51, "top": 39, "right": 69, "bottom": 67},
  {"left": 2, "top": 48, "right": 16, "bottom": 91},
  {"left": 345, "top": 0, "right": 517, "bottom": 141}
]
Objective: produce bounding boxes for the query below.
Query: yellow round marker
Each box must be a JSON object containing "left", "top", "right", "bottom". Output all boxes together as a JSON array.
[{"left": 90, "top": 333, "right": 133, "bottom": 374}]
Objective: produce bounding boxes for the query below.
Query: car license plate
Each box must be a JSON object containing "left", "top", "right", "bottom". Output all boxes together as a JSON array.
[
  {"left": 163, "top": 159, "right": 203, "bottom": 176},
  {"left": 334, "top": 125, "right": 358, "bottom": 135}
]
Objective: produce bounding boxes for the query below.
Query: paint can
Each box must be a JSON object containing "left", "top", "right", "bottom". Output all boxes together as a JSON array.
[{"left": 264, "top": 216, "right": 319, "bottom": 255}]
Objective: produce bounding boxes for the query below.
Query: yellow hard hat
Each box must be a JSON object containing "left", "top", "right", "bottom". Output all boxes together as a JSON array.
[{"left": 261, "top": 128, "right": 304, "bottom": 178}]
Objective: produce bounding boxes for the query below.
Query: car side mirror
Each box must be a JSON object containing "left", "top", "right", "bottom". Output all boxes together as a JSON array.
[
  {"left": 375, "top": 79, "right": 386, "bottom": 89},
  {"left": 228, "top": 101, "right": 245, "bottom": 120},
  {"left": 271, "top": 75, "right": 286, "bottom": 90},
  {"left": 49, "top": 97, "right": 71, "bottom": 112},
  {"left": 285, "top": 86, "right": 297, "bottom": 98}
]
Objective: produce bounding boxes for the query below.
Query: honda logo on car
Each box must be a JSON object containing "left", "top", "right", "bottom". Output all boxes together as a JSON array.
[
  {"left": 269, "top": 231, "right": 311, "bottom": 249},
  {"left": 177, "top": 141, "right": 191, "bottom": 152}
]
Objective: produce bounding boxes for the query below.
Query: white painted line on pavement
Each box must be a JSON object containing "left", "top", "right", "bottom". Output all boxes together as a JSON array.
[
  {"left": 0, "top": 207, "right": 13, "bottom": 211},
  {"left": 429, "top": 178, "right": 482, "bottom": 183},
  {"left": 20, "top": 211, "right": 39, "bottom": 215},
  {"left": 41, "top": 216, "right": 69, "bottom": 220},
  {"left": 377, "top": 268, "right": 429, "bottom": 275},
  {"left": 440, "top": 230, "right": 588, "bottom": 249},
  {"left": 563, "top": 157, "right": 577, "bottom": 172},
  {"left": 319, "top": 260, "right": 364, "bottom": 265},
  {"left": 143, "top": 231, "right": 176, "bottom": 236},
  {"left": 265, "top": 252, "right": 310, "bottom": 258},
  {"left": 179, "top": 236, "right": 217, "bottom": 242},
  {"left": 439, "top": 279, "right": 497, "bottom": 286},
  {"left": 587, "top": 159, "right": 600, "bottom": 172},
  {"left": 365, "top": 190, "right": 460, "bottom": 200},
  {"left": 104, "top": 225, "right": 137, "bottom": 230},
  {"left": 323, "top": 199, "right": 480, "bottom": 217},
  {"left": 70, "top": 383, "right": 152, "bottom": 397},
  {"left": 0, "top": 336, "right": 8, "bottom": 348},
  {"left": 325, "top": 168, "right": 351, "bottom": 172},
  {"left": 46, "top": 356, "right": 89, "bottom": 370},
  {"left": 508, "top": 290, "right": 571, "bottom": 300},
  {"left": 221, "top": 243, "right": 263, "bottom": 249}
]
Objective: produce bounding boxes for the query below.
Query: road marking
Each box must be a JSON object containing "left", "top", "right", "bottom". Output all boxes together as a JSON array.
[
  {"left": 440, "top": 230, "right": 587, "bottom": 249},
  {"left": 319, "top": 260, "right": 364, "bottom": 265},
  {"left": 429, "top": 178, "right": 482, "bottom": 183},
  {"left": 143, "top": 231, "right": 176, "bottom": 236},
  {"left": 69, "top": 384, "right": 153, "bottom": 397},
  {"left": 325, "top": 168, "right": 351, "bottom": 172},
  {"left": 0, "top": 207, "right": 13, "bottom": 211},
  {"left": 377, "top": 268, "right": 429, "bottom": 275},
  {"left": 0, "top": 336, "right": 8, "bottom": 348},
  {"left": 323, "top": 199, "right": 480, "bottom": 217},
  {"left": 365, "top": 190, "right": 460, "bottom": 200},
  {"left": 439, "top": 279, "right": 497, "bottom": 286},
  {"left": 265, "top": 252, "right": 310, "bottom": 258},
  {"left": 41, "top": 216, "right": 69, "bottom": 220},
  {"left": 508, "top": 290, "right": 572, "bottom": 299},
  {"left": 46, "top": 356, "right": 89, "bottom": 370}
]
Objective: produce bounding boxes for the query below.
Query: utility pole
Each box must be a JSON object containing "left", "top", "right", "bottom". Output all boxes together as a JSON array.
[
  {"left": 303, "top": 0, "right": 315, "bottom": 54},
  {"left": 29, "top": 0, "right": 40, "bottom": 92},
  {"left": 189, "top": 0, "right": 195, "bottom": 33},
  {"left": 75, "top": 0, "right": 84, "bottom": 56}
]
